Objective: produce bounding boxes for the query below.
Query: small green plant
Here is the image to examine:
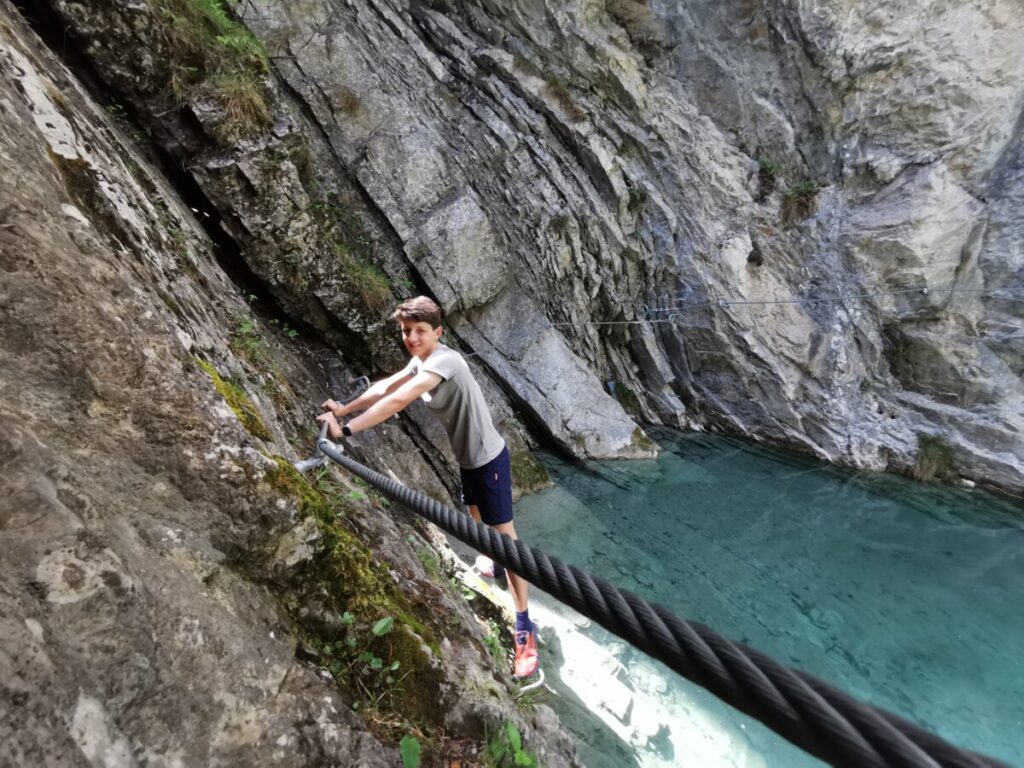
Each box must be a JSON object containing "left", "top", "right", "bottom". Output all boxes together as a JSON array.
[
  {"left": 229, "top": 317, "right": 266, "bottom": 363},
  {"left": 481, "top": 619, "right": 503, "bottom": 662},
  {"left": 309, "top": 470, "right": 362, "bottom": 516},
  {"left": 449, "top": 574, "right": 476, "bottom": 602},
  {"left": 267, "top": 318, "right": 300, "bottom": 339},
  {"left": 351, "top": 475, "right": 391, "bottom": 509},
  {"left": 399, "top": 735, "right": 421, "bottom": 768},
  {"left": 414, "top": 546, "right": 441, "bottom": 579},
  {"left": 319, "top": 613, "right": 406, "bottom": 710},
  {"left": 913, "top": 433, "right": 957, "bottom": 483},
  {"left": 781, "top": 179, "right": 819, "bottom": 226},
  {"left": 514, "top": 684, "right": 545, "bottom": 716},
  {"left": 756, "top": 157, "right": 777, "bottom": 202},
  {"left": 487, "top": 722, "right": 536, "bottom": 768}
]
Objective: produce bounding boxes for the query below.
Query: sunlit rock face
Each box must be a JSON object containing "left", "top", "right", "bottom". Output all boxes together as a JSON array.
[
  {"left": 227, "top": 0, "right": 1024, "bottom": 486},
  {"left": 35, "top": 0, "right": 1024, "bottom": 482}
]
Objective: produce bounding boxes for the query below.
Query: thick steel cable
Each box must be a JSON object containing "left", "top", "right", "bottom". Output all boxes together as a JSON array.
[{"left": 316, "top": 437, "right": 1006, "bottom": 768}]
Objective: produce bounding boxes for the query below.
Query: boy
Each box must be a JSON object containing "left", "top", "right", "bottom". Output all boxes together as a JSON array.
[{"left": 316, "top": 296, "right": 539, "bottom": 680}]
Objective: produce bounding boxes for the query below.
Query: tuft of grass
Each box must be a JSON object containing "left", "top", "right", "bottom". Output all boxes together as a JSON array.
[
  {"left": 205, "top": 72, "right": 272, "bottom": 143},
  {"left": 345, "top": 257, "right": 393, "bottom": 313},
  {"left": 781, "top": 179, "right": 819, "bottom": 226},
  {"left": 631, "top": 426, "right": 655, "bottom": 452},
  {"left": 152, "top": 0, "right": 271, "bottom": 141},
  {"left": 912, "top": 433, "right": 957, "bottom": 484},
  {"left": 312, "top": 195, "right": 394, "bottom": 315},
  {"left": 756, "top": 157, "right": 777, "bottom": 202}
]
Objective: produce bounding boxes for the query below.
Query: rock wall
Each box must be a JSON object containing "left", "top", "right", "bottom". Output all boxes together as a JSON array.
[
  {"left": 2, "top": 0, "right": 1021, "bottom": 763},
  {"left": 0, "top": 3, "right": 577, "bottom": 764},
  {"left": 31, "top": 0, "right": 1021, "bottom": 491}
]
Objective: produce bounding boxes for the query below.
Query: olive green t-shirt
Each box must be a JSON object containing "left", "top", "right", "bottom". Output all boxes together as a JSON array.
[{"left": 403, "top": 345, "right": 505, "bottom": 469}]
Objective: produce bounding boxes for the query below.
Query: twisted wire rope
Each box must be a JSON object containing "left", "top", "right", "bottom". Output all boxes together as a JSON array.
[{"left": 316, "top": 439, "right": 1006, "bottom": 768}]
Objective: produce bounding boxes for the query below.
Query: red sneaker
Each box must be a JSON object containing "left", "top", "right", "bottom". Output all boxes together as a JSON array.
[{"left": 513, "top": 629, "right": 539, "bottom": 680}]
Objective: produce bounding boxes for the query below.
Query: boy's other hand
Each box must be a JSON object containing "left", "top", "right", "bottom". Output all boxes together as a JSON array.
[
  {"left": 316, "top": 411, "right": 343, "bottom": 439},
  {"left": 321, "top": 398, "right": 341, "bottom": 416}
]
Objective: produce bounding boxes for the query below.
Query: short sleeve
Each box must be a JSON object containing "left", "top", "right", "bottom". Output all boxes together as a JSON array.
[
  {"left": 400, "top": 357, "right": 419, "bottom": 377},
  {"left": 421, "top": 347, "right": 461, "bottom": 381}
]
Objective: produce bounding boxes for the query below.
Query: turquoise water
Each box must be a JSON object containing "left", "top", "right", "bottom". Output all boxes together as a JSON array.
[{"left": 515, "top": 429, "right": 1023, "bottom": 767}]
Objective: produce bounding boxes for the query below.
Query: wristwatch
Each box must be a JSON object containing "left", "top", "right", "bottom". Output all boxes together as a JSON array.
[{"left": 341, "top": 421, "right": 353, "bottom": 437}]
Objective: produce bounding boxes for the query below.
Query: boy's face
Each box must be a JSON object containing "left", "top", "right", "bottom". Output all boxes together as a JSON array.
[{"left": 400, "top": 318, "right": 442, "bottom": 360}]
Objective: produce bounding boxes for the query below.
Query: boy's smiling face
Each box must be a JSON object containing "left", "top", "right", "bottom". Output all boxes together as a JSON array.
[{"left": 400, "top": 318, "right": 442, "bottom": 361}]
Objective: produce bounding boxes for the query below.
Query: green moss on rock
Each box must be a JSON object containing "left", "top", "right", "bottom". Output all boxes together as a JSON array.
[
  {"left": 194, "top": 357, "right": 270, "bottom": 440},
  {"left": 510, "top": 450, "right": 551, "bottom": 497},
  {"left": 612, "top": 382, "right": 642, "bottom": 417},
  {"left": 631, "top": 427, "right": 655, "bottom": 452},
  {"left": 913, "top": 433, "right": 957, "bottom": 484},
  {"left": 264, "top": 459, "right": 444, "bottom": 726}
]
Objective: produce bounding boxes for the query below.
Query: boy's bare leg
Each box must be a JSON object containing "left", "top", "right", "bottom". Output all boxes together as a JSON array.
[
  {"left": 467, "top": 505, "right": 529, "bottom": 614},
  {"left": 494, "top": 521, "right": 529, "bottom": 613}
]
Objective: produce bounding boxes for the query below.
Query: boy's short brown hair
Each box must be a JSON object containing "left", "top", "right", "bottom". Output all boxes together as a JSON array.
[{"left": 393, "top": 296, "right": 443, "bottom": 329}]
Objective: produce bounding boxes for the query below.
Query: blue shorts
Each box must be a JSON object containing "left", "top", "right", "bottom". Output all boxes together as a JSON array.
[{"left": 460, "top": 446, "right": 514, "bottom": 525}]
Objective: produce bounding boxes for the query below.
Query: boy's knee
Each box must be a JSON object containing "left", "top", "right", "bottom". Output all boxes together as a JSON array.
[{"left": 494, "top": 521, "right": 517, "bottom": 539}]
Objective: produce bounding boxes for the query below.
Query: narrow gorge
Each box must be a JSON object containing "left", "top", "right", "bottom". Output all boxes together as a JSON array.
[{"left": 1, "top": 0, "right": 1021, "bottom": 764}]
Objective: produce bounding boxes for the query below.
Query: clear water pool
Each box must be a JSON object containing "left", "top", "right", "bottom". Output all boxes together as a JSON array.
[{"left": 514, "top": 430, "right": 1023, "bottom": 767}]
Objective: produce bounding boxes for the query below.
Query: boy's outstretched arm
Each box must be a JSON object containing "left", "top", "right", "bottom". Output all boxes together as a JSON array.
[
  {"left": 322, "top": 368, "right": 412, "bottom": 420},
  {"left": 317, "top": 371, "right": 441, "bottom": 438}
]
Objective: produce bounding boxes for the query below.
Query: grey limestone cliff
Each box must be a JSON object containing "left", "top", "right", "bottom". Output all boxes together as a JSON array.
[
  {"left": 37, "top": 0, "right": 1023, "bottom": 490},
  {"left": 2, "top": 0, "right": 1023, "bottom": 763}
]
